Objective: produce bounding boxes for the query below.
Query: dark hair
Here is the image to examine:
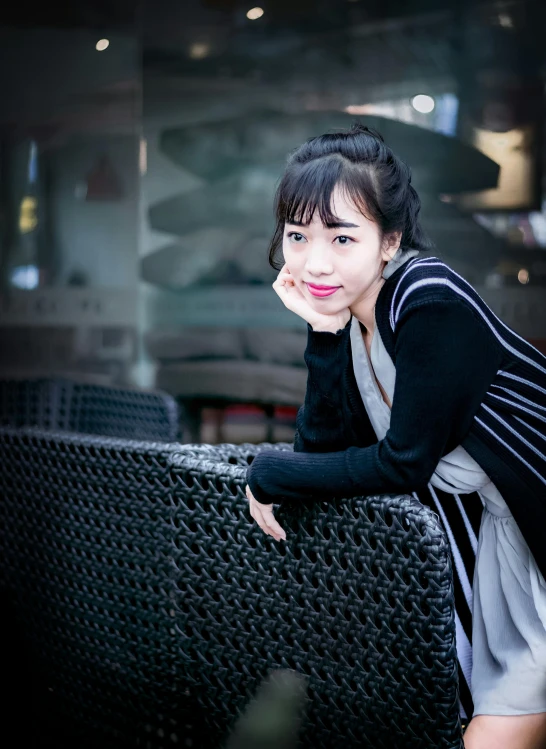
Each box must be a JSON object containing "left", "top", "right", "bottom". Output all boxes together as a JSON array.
[{"left": 268, "top": 123, "right": 432, "bottom": 270}]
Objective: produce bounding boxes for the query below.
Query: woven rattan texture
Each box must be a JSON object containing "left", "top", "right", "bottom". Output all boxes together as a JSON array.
[
  {"left": 0, "top": 428, "right": 187, "bottom": 748},
  {"left": 0, "top": 378, "right": 179, "bottom": 442},
  {"left": 0, "top": 430, "right": 463, "bottom": 748},
  {"left": 170, "top": 448, "right": 462, "bottom": 749},
  {"left": 177, "top": 441, "right": 294, "bottom": 465}
]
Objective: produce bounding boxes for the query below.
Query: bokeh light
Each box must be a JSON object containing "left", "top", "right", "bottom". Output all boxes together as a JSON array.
[
  {"left": 411, "top": 94, "right": 435, "bottom": 113},
  {"left": 518, "top": 268, "right": 530, "bottom": 284},
  {"left": 246, "top": 7, "right": 264, "bottom": 21},
  {"left": 189, "top": 42, "right": 211, "bottom": 60}
]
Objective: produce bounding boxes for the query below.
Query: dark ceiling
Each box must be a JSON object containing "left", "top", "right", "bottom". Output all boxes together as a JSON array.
[
  {"left": 0, "top": 2, "right": 139, "bottom": 31},
  {"left": 0, "top": 0, "right": 533, "bottom": 34},
  {"left": 2, "top": 0, "right": 544, "bottom": 79}
]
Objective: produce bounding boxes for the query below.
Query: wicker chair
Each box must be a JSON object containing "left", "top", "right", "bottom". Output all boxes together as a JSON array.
[
  {"left": 0, "top": 378, "right": 179, "bottom": 442},
  {"left": 0, "top": 428, "right": 463, "bottom": 749}
]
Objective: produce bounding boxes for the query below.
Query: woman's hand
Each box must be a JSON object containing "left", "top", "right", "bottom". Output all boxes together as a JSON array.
[
  {"left": 246, "top": 485, "right": 286, "bottom": 542},
  {"left": 272, "top": 265, "right": 350, "bottom": 333}
]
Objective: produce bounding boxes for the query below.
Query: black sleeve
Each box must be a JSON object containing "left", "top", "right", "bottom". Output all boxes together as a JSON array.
[
  {"left": 246, "top": 300, "right": 504, "bottom": 504},
  {"left": 293, "top": 318, "right": 364, "bottom": 453}
]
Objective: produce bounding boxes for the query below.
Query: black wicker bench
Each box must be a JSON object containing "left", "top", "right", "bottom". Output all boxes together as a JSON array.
[
  {"left": 0, "top": 378, "right": 179, "bottom": 442},
  {"left": 0, "top": 428, "right": 463, "bottom": 748}
]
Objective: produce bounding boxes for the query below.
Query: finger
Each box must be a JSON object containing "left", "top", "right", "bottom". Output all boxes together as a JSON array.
[
  {"left": 275, "top": 265, "right": 294, "bottom": 282},
  {"left": 249, "top": 499, "right": 284, "bottom": 541},
  {"left": 248, "top": 500, "right": 262, "bottom": 528},
  {"left": 272, "top": 278, "right": 297, "bottom": 298},
  {"left": 273, "top": 274, "right": 295, "bottom": 290},
  {"left": 252, "top": 499, "right": 285, "bottom": 541},
  {"left": 272, "top": 281, "right": 289, "bottom": 299},
  {"left": 261, "top": 508, "right": 287, "bottom": 541},
  {"left": 250, "top": 501, "right": 274, "bottom": 538},
  {"left": 277, "top": 269, "right": 293, "bottom": 280}
]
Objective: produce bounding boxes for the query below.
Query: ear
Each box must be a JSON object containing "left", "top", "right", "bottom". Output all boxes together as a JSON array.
[{"left": 380, "top": 232, "right": 402, "bottom": 262}]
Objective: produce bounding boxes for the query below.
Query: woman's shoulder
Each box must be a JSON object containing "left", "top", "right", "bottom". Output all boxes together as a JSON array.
[{"left": 387, "top": 255, "right": 486, "bottom": 329}]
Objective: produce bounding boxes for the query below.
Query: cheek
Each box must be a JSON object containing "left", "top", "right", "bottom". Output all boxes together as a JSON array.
[
  {"left": 282, "top": 244, "right": 302, "bottom": 273},
  {"left": 344, "top": 252, "right": 375, "bottom": 279}
]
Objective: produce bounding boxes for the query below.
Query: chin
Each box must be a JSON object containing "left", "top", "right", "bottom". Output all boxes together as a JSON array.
[{"left": 311, "top": 301, "right": 345, "bottom": 316}]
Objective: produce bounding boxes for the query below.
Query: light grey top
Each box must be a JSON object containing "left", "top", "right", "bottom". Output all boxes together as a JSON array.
[
  {"left": 349, "top": 283, "right": 546, "bottom": 717},
  {"left": 349, "top": 314, "right": 508, "bottom": 514}
]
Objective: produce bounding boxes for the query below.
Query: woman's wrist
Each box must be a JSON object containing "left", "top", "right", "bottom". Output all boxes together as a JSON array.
[{"left": 247, "top": 456, "right": 276, "bottom": 505}]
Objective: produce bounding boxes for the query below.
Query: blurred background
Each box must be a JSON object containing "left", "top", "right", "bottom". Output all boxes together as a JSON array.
[{"left": 1, "top": 0, "right": 545, "bottom": 444}]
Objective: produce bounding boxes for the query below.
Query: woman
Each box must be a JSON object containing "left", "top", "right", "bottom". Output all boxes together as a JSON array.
[{"left": 245, "top": 124, "right": 546, "bottom": 748}]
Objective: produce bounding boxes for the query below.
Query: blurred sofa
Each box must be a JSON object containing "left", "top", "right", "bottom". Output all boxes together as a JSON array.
[
  {"left": 146, "top": 326, "right": 308, "bottom": 404},
  {"left": 145, "top": 326, "right": 308, "bottom": 441}
]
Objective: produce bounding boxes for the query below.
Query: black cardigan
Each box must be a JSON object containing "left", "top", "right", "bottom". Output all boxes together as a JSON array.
[{"left": 246, "top": 256, "right": 546, "bottom": 578}]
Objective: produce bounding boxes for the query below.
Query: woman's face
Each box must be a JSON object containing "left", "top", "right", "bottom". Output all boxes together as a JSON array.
[{"left": 282, "top": 187, "right": 400, "bottom": 315}]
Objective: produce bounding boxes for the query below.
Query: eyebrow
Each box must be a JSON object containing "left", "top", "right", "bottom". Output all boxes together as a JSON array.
[{"left": 287, "top": 220, "right": 360, "bottom": 229}]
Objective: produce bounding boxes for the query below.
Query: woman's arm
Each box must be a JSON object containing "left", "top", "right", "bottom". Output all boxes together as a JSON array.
[
  {"left": 292, "top": 319, "right": 377, "bottom": 453},
  {"left": 293, "top": 319, "right": 354, "bottom": 453},
  {"left": 270, "top": 265, "right": 374, "bottom": 453},
  {"left": 247, "top": 300, "right": 504, "bottom": 503}
]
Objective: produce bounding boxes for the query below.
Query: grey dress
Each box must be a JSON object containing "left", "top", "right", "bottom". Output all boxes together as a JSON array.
[{"left": 350, "top": 261, "right": 546, "bottom": 716}]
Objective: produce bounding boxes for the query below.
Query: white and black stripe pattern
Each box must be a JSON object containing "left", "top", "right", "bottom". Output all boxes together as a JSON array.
[
  {"left": 391, "top": 258, "right": 546, "bottom": 368},
  {"left": 414, "top": 484, "right": 484, "bottom": 720},
  {"left": 391, "top": 257, "right": 546, "bottom": 501},
  {"left": 390, "top": 257, "right": 546, "bottom": 719}
]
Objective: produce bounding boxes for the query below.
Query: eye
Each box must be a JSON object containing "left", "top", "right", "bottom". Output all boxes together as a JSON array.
[
  {"left": 287, "top": 231, "right": 307, "bottom": 243},
  {"left": 334, "top": 235, "right": 354, "bottom": 246}
]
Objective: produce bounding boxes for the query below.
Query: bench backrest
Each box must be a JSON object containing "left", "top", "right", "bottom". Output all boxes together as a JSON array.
[
  {"left": 0, "top": 378, "right": 179, "bottom": 442},
  {"left": 0, "top": 429, "right": 462, "bottom": 748}
]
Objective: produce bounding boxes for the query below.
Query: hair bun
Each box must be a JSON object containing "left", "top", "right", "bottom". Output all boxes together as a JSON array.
[
  {"left": 348, "top": 123, "right": 385, "bottom": 143},
  {"left": 268, "top": 122, "right": 433, "bottom": 269}
]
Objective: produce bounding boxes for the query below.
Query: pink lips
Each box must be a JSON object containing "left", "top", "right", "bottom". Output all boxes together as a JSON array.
[{"left": 306, "top": 283, "right": 341, "bottom": 298}]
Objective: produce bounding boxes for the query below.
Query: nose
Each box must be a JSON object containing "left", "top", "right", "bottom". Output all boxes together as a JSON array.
[{"left": 304, "top": 242, "right": 334, "bottom": 278}]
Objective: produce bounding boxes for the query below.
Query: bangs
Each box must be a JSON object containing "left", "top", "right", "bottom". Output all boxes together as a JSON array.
[
  {"left": 268, "top": 123, "right": 430, "bottom": 270},
  {"left": 268, "top": 153, "right": 380, "bottom": 270},
  {"left": 276, "top": 154, "right": 375, "bottom": 228}
]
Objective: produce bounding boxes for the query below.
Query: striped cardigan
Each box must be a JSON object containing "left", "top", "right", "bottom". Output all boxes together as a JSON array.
[
  {"left": 374, "top": 255, "right": 546, "bottom": 579},
  {"left": 247, "top": 255, "right": 546, "bottom": 579}
]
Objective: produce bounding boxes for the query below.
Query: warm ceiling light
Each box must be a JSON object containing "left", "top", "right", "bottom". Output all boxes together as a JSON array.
[
  {"left": 518, "top": 268, "right": 530, "bottom": 285},
  {"left": 344, "top": 104, "right": 372, "bottom": 115},
  {"left": 189, "top": 42, "right": 210, "bottom": 60},
  {"left": 19, "top": 196, "right": 38, "bottom": 233},
  {"left": 411, "top": 94, "right": 435, "bottom": 114},
  {"left": 246, "top": 7, "right": 264, "bottom": 20},
  {"left": 96, "top": 39, "right": 110, "bottom": 51}
]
